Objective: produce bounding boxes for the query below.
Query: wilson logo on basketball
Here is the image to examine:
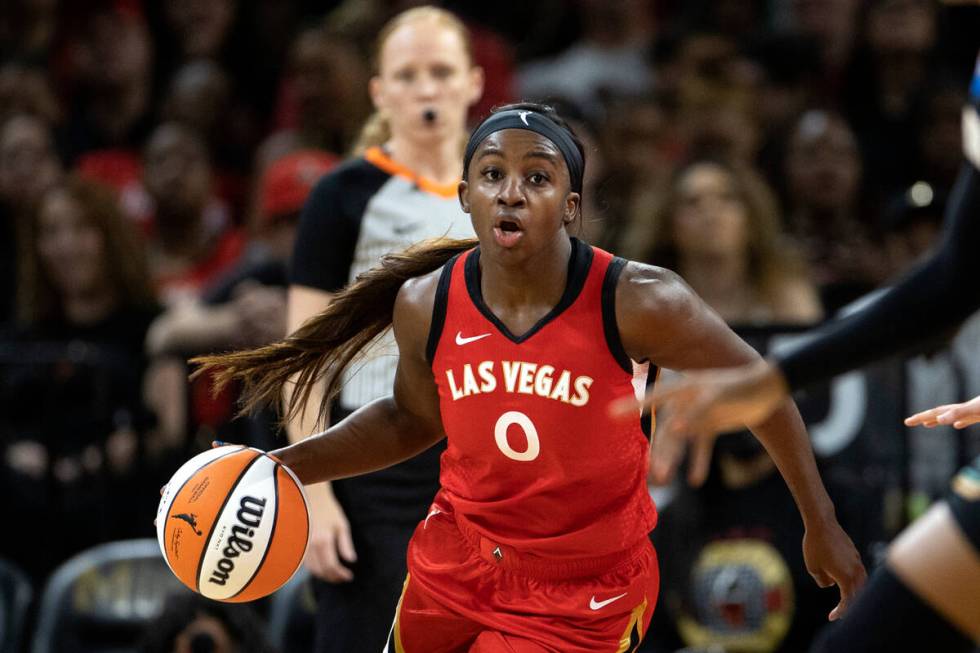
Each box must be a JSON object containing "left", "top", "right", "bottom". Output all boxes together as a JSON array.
[{"left": 207, "top": 495, "right": 266, "bottom": 587}]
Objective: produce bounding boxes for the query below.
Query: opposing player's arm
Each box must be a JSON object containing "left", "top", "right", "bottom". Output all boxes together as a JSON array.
[
  {"left": 617, "top": 262, "right": 865, "bottom": 618},
  {"left": 271, "top": 271, "right": 445, "bottom": 485}
]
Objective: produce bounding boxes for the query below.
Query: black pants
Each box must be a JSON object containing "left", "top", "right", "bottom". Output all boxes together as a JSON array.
[
  {"left": 810, "top": 565, "right": 974, "bottom": 653},
  {"left": 311, "top": 516, "right": 417, "bottom": 653}
]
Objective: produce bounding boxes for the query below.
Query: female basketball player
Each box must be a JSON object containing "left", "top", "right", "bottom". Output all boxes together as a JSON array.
[
  {"left": 624, "top": 53, "right": 980, "bottom": 651},
  {"left": 194, "top": 103, "right": 863, "bottom": 652},
  {"left": 284, "top": 7, "right": 482, "bottom": 651}
]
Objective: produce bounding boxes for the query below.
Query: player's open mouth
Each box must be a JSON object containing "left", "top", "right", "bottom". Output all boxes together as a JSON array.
[{"left": 493, "top": 219, "right": 524, "bottom": 247}]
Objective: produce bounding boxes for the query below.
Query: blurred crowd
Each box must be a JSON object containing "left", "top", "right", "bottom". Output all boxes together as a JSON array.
[{"left": 1, "top": 1, "right": 979, "bottom": 652}]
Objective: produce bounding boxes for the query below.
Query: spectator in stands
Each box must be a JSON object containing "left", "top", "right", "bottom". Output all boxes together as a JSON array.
[
  {"left": 161, "top": 59, "right": 249, "bottom": 219},
  {"left": 0, "top": 61, "right": 62, "bottom": 128},
  {"left": 744, "top": 34, "right": 823, "bottom": 183},
  {"left": 0, "top": 0, "right": 58, "bottom": 62},
  {"left": 912, "top": 76, "right": 966, "bottom": 198},
  {"left": 0, "top": 113, "right": 62, "bottom": 323},
  {"left": 163, "top": 60, "right": 232, "bottom": 144},
  {"left": 140, "top": 122, "right": 244, "bottom": 305},
  {"left": 145, "top": 150, "right": 337, "bottom": 450},
  {"left": 844, "top": 0, "right": 941, "bottom": 193},
  {"left": 597, "top": 92, "right": 679, "bottom": 250},
  {"left": 1, "top": 176, "right": 177, "bottom": 583},
  {"left": 0, "top": 113, "right": 62, "bottom": 217},
  {"left": 160, "top": 0, "right": 236, "bottom": 60},
  {"left": 63, "top": 4, "right": 154, "bottom": 167},
  {"left": 881, "top": 180, "right": 946, "bottom": 278},
  {"left": 622, "top": 158, "right": 822, "bottom": 326},
  {"left": 517, "top": 0, "right": 655, "bottom": 122},
  {"left": 656, "top": 32, "right": 764, "bottom": 165},
  {"left": 145, "top": 150, "right": 333, "bottom": 356},
  {"left": 258, "top": 26, "right": 369, "bottom": 171},
  {"left": 150, "top": 0, "right": 277, "bottom": 142},
  {"left": 774, "top": 0, "right": 862, "bottom": 101},
  {"left": 139, "top": 593, "right": 275, "bottom": 653},
  {"left": 782, "top": 109, "right": 889, "bottom": 313}
]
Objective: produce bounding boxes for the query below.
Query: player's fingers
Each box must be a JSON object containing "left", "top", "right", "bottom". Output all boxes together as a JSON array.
[
  {"left": 687, "top": 435, "right": 715, "bottom": 487},
  {"left": 211, "top": 439, "right": 228, "bottom": 449},
  {"left": 810, "top": 569, "right": 834, "bottom": 589},
  {"left": 312, "top": 534, "right": 353, "bottom": 583},
  {"left": 609, "top": 394, "right": 642, "bottom": 419},
  {"left": 937, "top": 406, "right": 980, "bottom": 429},
  {"left": 336, "top": 521, "right": 358, "bottom": 564},
  {"left": 952, "top": 414, "right": 980, "bottom": 429},
  {"left": 829, "top": 597, "right": 847, "bottom": 621},
  {"left": 612, "top": 383, "right": 687, "bottom": 420},
  {"left": 905, "top": 406, "right": 954, "bottom": 426},
  {"left": 828, "top": 564, "right": 864, "bottom": 621},
  {"left": 650, "top": 423, "right": 685, "bottom": 485}
]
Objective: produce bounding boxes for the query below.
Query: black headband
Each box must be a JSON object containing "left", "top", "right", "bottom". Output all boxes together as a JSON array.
[{"left": 462, "top": 109, "right": 584, "bottom": 193}]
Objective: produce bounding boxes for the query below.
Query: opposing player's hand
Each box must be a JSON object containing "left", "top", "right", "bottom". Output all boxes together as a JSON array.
[
  {"left": 905, "top": 394, "right": 980, "bottom": 430},
  {"left": 305, "top": 485, "right": 358, "bottom": 583},
  {"left": 803, "top": 520, "right": 867, "bottom": 621},
  {"left": 612, "top": 359, "right": 790, "bottom": 486}
]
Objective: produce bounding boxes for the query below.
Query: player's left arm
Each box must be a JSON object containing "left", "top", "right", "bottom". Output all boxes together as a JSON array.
[{"left": 616, "top": 261, "right": 866, "bottom": 619}]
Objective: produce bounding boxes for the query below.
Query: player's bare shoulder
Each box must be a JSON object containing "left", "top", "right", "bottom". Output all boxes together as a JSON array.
[
  {"left": 393, "top": 267, "right": 443, "bottom": 358},
  {"left": 617, "top": 260, "right": 699, "bottom": 320},
  {"left": 615, "top": 260, "right": 706, "bottom": 361}
]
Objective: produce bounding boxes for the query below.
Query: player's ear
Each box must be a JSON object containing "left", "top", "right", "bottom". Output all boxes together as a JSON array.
[
  {"left": 458, "top": 180, "right": 470, "bottom": 213},
  {"left": 563, "top": 192, "right": 580, "bottom": 225}
]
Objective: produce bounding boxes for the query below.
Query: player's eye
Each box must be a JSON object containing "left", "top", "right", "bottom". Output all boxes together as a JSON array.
[
  {"left": 528, "top": 173, "right": 549, "bottom": 185},
  {"left": 482, "top": 167, "right": 501, "bottom": 181}
]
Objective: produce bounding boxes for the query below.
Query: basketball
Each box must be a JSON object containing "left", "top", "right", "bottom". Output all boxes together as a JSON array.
[{"left": 155, "top": 445, "right": 310, "bottom": 602}]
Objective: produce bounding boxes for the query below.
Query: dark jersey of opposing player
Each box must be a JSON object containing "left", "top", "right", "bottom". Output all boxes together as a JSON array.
[{"left": 429, "top": 238, "right": 658, "bottom": 559}]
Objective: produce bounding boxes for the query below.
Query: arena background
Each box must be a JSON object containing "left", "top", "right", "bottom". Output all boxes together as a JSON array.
[{"left": 0, "top": 1, "right": 978, "bottom": 652}]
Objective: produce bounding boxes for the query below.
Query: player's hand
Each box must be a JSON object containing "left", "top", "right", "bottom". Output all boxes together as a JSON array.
[
  {"left": 803, "top": 520, "right": 867, "bottom": 621},
  {"left": 305, "top": 484, "right": 358, "bottom": 583},
  {"left": 612, "top": 358, "right": 789, "bottom": 486},
  {"left": 905, "top": 394, "right": 980, "bottom": 430}
]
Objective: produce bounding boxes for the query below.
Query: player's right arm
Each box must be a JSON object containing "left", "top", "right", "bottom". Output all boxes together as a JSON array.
[{"left": 273, "top": 272, "right": 445, "bottom": 486}]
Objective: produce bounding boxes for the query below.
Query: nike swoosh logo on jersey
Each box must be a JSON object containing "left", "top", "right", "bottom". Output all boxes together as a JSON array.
[
  {"left": 589, "top": 592, "right": 628, "bottom": 610},
  {"left": 455, "top": 331, "right": 491, "bottom": 346}
]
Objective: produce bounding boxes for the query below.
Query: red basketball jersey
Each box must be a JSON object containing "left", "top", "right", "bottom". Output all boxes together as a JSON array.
[{"left": 429, "top": 239, "right": 658, "bottom": 560}]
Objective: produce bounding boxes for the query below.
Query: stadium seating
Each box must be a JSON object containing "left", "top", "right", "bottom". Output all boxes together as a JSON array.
[
  {"left": 0, "top": 558, "right": 33, "bottom": 653},
  {"left": 30, "top": 539, "right": 189, "bottom": 653}
]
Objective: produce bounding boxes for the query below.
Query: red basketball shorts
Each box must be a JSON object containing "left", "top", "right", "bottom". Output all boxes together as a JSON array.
[{"left": 383, "top": 501, "right": 659, "bottom": 653}]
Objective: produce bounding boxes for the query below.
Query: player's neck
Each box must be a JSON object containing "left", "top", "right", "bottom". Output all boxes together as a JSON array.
[
  {"left": 479, "top": 236, "right": 572, "bottom": 326},
  {"left": 385, "top": 135, "right": 462, "bottom": 186}
]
